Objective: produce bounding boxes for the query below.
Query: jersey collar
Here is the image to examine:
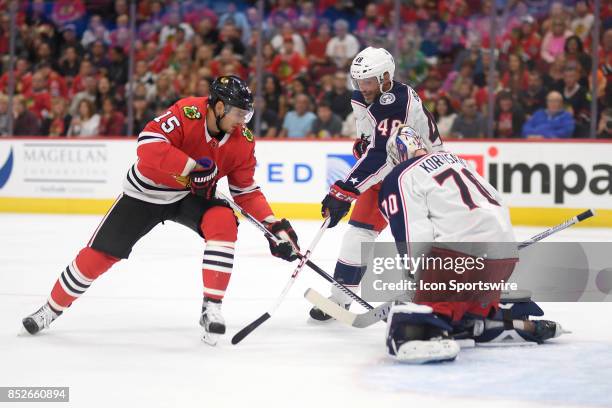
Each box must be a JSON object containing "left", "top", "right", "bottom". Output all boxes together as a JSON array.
[{"left": 204, "top": 123, "right": 230, "bottom": 147}]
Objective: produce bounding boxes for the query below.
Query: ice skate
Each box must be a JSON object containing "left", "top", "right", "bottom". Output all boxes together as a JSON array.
[
  {"left": 200, "top": 298, "right": 226, "bottom": 346},
  {"left": 21, "top": 303, "right": 61, "bottom": 335}
]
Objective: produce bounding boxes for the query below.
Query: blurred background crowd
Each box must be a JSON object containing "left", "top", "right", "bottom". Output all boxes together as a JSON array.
[{"left": 0, "top": 0, "right": 610, "bottom": 139}]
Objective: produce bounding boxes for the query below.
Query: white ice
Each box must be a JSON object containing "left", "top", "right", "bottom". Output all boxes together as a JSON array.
[{"left": 1, "top": 214, "right": 611, "bottom": 408}]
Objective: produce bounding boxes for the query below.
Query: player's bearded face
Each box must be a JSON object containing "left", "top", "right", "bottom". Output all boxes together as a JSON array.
[{"left": 354, "top": 77, "right": 381, "bottom": 103}]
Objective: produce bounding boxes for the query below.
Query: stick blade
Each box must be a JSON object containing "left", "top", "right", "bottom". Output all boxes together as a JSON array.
[
  {"left": 231, "top": 313, "right": 271, "bottom": 345},
  {"left": 304, "top": 288, "right": 357, "bottom": 325}
]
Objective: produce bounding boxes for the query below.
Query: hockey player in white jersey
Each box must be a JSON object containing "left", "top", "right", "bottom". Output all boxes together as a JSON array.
[
  {"left": 379, "top": 126, "right": 566, "bottom": 364},
  {"left": 312, "top": 47, "right": 444, "bottom": 320}
]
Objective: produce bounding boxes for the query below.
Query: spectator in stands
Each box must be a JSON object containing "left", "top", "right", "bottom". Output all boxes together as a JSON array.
[
  {"left": 99, "top": 97, "right": 125, "bottom": 136},
  {"left": 58, "top": 46, "right": 81, "bottom": 78},
  {"left": 324, "top": 72, "right": 352, "bottom": 120},
  {"left": 108, "top": 46, "right": 129, "bottom": 86},
  {"left": 13, "top": 96, "right": 41, "bottom": 136},
  {"left": 249, "top": 97, "right": 280, "bottom": 138},
  {"left": 129, "top": 60, "right": 157, "bottom": 101},
  {"left": 517, "top": 16, "right": 542, "bottom": 63},
  {"left": 195, "top": 77, "right": 212, "bottom": 98},
  {"left": 109, "top": 14, "right": 131, "bottom": 51},
  {"left": 522, "top": 90, "right": 575, "bottom": 138},
  {"left": 418, "top": 70, "right": 444, "bottom": 113},
  {"left": 218, "top": 2, "right": 251, "bottom": 45},
  {"left": 545, "top": 55, "right": 566, "bottom": 91},
  {"left": 23, "top": 70, "right": 51, "bottom": 120},
  {"left": 215, "top": 21, "right": 246, "bottom": 56},
  {"left": 194, "top": 16, "right": 219, "bottom": 46},
  {"left": 493, "top": 90, "right": 525, "bottom": 138},
  {"left": 67, "top": 99, "right": 100, "bottom": 137},
  {"left": 326, "top": 19, "right": 360, "bottom": 69},
  {"left": 159, "top": 10, "right": 195, "bottom": 46},
  {"left": 356, "top": 4, "right": 384, "bottom": 36},
  {"left": 0, "top": 94, "right": 8, "bottom": 136},
  {"left": 95, "top": 77, "right": 115, "bottom": 111},
  {"left": 564, "top": 36, "right": 592, "bottom": 83},
  {"left": 296, "top": 1, "right": 318, "bottom": 37},
  {"left": 87, "top": 41, "right": 110, "bottom": 73},
  {"left": 271, "top": 22, "right": 306, "bottom": 55},
  {"left": 397, "top": 34, "right": 428, "bottom": 87},
  {"left": 597, "top": 108, "right": 612, "bottom": 138},
  {"left": 70, "top": 75, "right": 97, "bottom": 116},
  {"left": 562, "top": 64, "right": 590, "bottom": 137},
  {"left": 41, "top": 96, "right": 71, "bottom": 137},
  {"left": 58, "top": 24, "right": 84, "bottom": 57},
  {"left": 263, "top": 74, "right": 286, "bottom": 117},
  {"left": 306, "top": 22, "right": 333, "bottom": 78},
  {"left": 280, "top": 93, "right": 316, "bottom": 138},
  {"left": 450, "top": 97, "right": 487, "bottom": 138},
  {"left": 308, "top": 102, "right": 343, "bottom": 138},
  {"left": 570, "top": 1, "right": 594, "bottom": 41},
  {"left": 151, "top": 72, "right": 178, "bottom": 112},
  {"left": 502, "top": 53, "right": 529, "bottom": 95},
  {"left": 130, "top": 96, "right": 154, "bottom": 136},
  {"left": 521, "top": 70, "right": 548, "bottom": 116},
  {"left": 541, "top": 18, "right": 572, "bottom": 64},
  {"left": 268, "top": 37, "right": 309, "bottom": 85},
  {"left": 433, "top": 96, "right": 457, "bottom": 139},
  {"left": 81, "top": 15, "right": 110, "bottom": 48}
]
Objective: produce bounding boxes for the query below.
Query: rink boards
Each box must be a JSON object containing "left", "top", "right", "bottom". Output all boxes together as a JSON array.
[{"left": 0, "top": 138, "right": 610, "bottom": 227}]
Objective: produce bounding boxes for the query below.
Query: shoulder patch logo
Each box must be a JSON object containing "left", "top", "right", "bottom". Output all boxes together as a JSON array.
[
  {"left": 242, "top": 126, "right": 254, "bottom": 142},
  {"left": 183, "top": 105, "right": 202, "bottom": 120},
  {"left": 379, "top": 93, "right": 396, "bottom": 105}
]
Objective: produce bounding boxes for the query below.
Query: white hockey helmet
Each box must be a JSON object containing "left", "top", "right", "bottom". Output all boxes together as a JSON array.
[
  {"left": 387, "top": 125, "right": 425, "bottom": 166},
  {"left": 350, "top": 47, "right": 395, "bottom": 92}
]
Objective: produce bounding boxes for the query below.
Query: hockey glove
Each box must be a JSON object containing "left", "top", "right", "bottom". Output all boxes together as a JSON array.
[
  {"left": 321, "top": 180, "right": 360, "bottom": 228},
  {"left": 352, "top": 134, "right": 370, "bottom": 159},
  {"left": 189, "top": 157, "right": 218, "bottom": 199},
  {"left": 265, "top": 218, "right": 300, "bottom": 262}
]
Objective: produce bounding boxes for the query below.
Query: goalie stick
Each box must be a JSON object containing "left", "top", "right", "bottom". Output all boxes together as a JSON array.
[{"left": 305, "top": 208, "right": 596, "bottom": 328}]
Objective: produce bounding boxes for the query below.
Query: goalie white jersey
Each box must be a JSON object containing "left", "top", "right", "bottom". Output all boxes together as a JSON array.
[{"left": 378, "top": 151, "right": 516, "bottom": 244}]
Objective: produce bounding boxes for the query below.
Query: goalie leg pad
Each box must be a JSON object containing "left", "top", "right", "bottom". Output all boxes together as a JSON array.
[
  {"left": 386, "top": 303, "right": 460, "bottom": 364},
  {"left": 461, "top": 298, "right": 567, "bottom": 345}
]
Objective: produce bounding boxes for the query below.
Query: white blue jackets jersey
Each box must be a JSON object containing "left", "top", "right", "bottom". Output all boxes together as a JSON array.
[
  {"left": 347, "top": 81, "right": 444, "bottom": 192},
  {"left": 378, "top": 151, "right": 516, "bottom": 247}
]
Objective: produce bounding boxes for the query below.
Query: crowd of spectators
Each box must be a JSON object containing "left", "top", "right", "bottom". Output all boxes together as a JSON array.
[{"left": 0, "top": 0, "right": 610, "bottom": 139}]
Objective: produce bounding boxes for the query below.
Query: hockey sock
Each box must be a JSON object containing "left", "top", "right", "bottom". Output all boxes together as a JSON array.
[
  {"left": 48, "top": 247, "right": 119, "bottom": 313},
  {"left": 202, "top": 242, "right": 235, "bottom": 301}
]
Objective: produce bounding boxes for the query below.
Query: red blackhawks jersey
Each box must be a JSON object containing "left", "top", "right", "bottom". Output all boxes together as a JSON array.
[{"left": 124, "top": 96, "right": 273, "bottom": 222}]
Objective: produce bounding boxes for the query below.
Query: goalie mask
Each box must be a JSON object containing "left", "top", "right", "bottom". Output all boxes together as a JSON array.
[{"left": 386, "top": 125, "right": 425, "bottom": 166}]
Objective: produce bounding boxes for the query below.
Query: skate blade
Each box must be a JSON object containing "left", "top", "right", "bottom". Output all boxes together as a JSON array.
[{"left": 201, "top": 331, "right": 220, "bottom": 346}]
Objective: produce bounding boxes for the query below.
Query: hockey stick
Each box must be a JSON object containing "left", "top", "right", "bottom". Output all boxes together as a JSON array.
[
  {"left": 306, "top": 208, "right": 597, "bottom": 328},
  {"left": 231, "top": 217, "right": 331, "bottom": 345},
  {"left": 216, "top": 191, "right": 375, "bottom": 311}
]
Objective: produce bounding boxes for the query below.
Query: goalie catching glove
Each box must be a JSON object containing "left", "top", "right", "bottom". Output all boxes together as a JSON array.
[
  {"left": 189, "top": 157, "right": 218, "bottom": 199},
  {"left": 264, "top": 218, "right": 300, "bottom": 262},
  {"left": 321, "top": 180, "right": 360, "bottom": 228}
]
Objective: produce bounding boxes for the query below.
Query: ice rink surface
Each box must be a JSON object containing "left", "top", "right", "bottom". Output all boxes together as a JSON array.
[{"left": 1, "top": 214, "right": 611, "bottom": 408}]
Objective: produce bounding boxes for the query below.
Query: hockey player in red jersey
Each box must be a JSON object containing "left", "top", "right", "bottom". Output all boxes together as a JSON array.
[{"left": 22, "top": 76, "right": 300, "bottom": 344}]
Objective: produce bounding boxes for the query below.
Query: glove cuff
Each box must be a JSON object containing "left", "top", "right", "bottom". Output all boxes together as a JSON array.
[{"left": 330, "top": 181, "right": 360, "bottom": 203}]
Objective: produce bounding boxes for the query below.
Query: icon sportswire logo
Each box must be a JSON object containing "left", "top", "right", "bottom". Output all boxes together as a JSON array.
[{"left": 0, "top": 147, "right": 14, "bottom": 189}]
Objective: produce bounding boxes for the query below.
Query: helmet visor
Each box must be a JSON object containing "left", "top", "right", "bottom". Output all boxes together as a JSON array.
[
  {"left": 350, "top": 76, "right": 381, "bottom": 92},
  {"left": 225, "top": 105, "right": 254, "bottom": 123}
]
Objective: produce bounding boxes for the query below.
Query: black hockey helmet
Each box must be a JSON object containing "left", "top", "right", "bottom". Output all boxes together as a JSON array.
[{"left": 209, "top": 75, "right": 254, "bottom": 113}]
